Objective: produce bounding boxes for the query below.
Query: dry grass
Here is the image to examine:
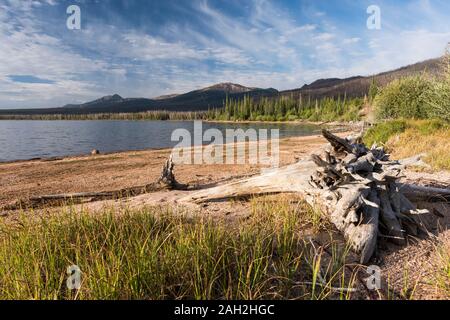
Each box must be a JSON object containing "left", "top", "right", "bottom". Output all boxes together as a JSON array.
[
  {"left": 364, "top": 120, "right": 450, "bottom": 171},
  {"left": 432, "top": 241, "right": 450, "bottom": 297},
  {"left": 386, "top": 125, "right": 450, "bottom": 171}
]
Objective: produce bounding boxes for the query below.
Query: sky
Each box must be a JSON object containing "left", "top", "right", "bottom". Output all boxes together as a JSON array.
[{"left": 1, "top": 0, "right": 449, "bottom": 109}]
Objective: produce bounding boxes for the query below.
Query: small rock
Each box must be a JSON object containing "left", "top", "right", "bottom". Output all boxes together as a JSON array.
[{"left": 91, "top": 149, "right": 100, "bottom": 155}]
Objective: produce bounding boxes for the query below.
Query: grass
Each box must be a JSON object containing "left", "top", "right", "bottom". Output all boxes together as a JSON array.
[
  {"left": 0, "top": 196, "right": 359, "bottom": 300},
  {"left": 363, "top": 119, "right": 411, "bottom": 146},
  {"left": 432, "top": 241, "right": 450, "bottom": 297},
  {"left": 363, "top": 119, "right": 450, "bottom": 171},
  {"left": 399, "top": 267, "right": 420, "bottom": 300}
]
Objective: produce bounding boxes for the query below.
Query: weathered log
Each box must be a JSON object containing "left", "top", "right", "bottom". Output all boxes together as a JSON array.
[
  {"left": 348, "top": 189, "right": 380, "bottom": 264},
  {"left": 346, "top": 152, "right": 376, "bottom": 173},
  {"left": 322, "top": 129, "right": 366, "bottom": 156},
  {"left": 378, "top": 187, "right": 405, "bottom": 244},
  {"left": 398, "top": 183, "right": 450, "bottom": 201}
]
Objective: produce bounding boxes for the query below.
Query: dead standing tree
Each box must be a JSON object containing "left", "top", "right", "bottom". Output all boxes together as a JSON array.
[{"left": 181, "top": 129, "right": 450, "bottom": 264}]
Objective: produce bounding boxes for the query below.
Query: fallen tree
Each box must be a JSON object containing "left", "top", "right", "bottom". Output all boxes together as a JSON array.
[{"left": 181, "top": 129, "right": 450, "bottom": 264}]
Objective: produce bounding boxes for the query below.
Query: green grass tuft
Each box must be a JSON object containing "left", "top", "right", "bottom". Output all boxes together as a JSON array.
[{"left": 363, "top": 120, "right": 410, "bottom": 146}]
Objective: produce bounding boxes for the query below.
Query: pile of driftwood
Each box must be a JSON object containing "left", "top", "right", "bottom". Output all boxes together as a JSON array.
[{"left": 181, "top": 129, "right": 450, "bottom": 263}]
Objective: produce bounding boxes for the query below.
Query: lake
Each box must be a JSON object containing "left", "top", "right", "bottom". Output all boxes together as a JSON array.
[{"left": 0, "top": 120, "right": 321, "bottom": 162}]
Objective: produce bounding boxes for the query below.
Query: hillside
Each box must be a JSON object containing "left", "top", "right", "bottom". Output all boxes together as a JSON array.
[{"left": 281, "top": 57, "right": 442, "bottom": 99}]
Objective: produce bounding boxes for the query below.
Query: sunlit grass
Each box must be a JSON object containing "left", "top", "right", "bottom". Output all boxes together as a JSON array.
[
  {"left": 432, "top": 241, "right": 450, "bottom": 297},
  {"left": 0, "top": 197, "right": 358, "bottom": 300},
  {"left": 364, "top": 119, "right": 450, "bottom": 171}
]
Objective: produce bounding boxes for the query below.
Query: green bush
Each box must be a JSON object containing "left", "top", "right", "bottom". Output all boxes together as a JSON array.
[
  {"left": 363, "top": 119, "right": 409, "bottom": 146},
  {"left": 374, "top": 75, "right": 433, "bottom": 120},
  {"left": 425, "top": 66, "right": 450, "bottom": 121}
]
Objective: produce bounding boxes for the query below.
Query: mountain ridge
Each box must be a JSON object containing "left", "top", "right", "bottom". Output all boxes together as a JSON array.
[{"left": 0, "top": 56, "right": 443, "bottom": 115}]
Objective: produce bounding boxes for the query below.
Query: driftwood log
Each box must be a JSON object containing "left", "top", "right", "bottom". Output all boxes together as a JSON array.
[{"left": 181, "top": 129, "right": 450, "bottom": 264}]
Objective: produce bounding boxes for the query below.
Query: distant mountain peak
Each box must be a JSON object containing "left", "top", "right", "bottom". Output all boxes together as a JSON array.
[
  {"left": 62, "top": 94, "right": 125, "bottom": 109},
  {"left": 85, "top": 94, "right": 125, "bottom": 106},
  {"left": 201, "top": 82, "right": 255, "bottom": 93},
  {"left": 99, "top": 94, "right": 123, "bottom": 101}
]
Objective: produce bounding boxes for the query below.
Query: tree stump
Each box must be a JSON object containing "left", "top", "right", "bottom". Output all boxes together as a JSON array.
[{"left": 157, "top": 155, "right": 182, "bottom": 189}]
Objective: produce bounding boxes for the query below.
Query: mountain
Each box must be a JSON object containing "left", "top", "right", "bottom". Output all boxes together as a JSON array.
[
  {"left": 0, "top": 83, "right": 277, "bottom": 115},
  {"left": 281, "top": 57, "right": 442, "bottom": 99},
  {"left": 153, "top": 94, "right": 180, "bottom": 100},
  {"left": 299, "top": 77, "right": 364, "bottom": 91},
  {"left": 63, "top": 94, "right": 125, "bottom": 108},
  {"left": 0, "top": 57, "right": 443, "bottom": 115},
  {"left": 200, "top": 82, "right": 256, "bottom": 93},
  {"left": 155, "top": 83, "right": 277, "bottom": 111}
]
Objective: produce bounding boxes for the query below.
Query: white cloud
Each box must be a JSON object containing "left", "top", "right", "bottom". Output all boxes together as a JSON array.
[
  {"left": 343, "top": 37, "right": 360, "bottom": 44},
  {"left": 314, "top": 33, "right": 335, "bottom": 41}
]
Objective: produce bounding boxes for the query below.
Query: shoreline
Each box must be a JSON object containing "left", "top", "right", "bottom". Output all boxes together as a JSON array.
[
  {"left": 0, "top": 116, "right": 363, "bottom": 127},
  {"left": 0, "top": 122, "right": 357, "bottom": 165},
  {"left": 0, "top": 133, "right": 344, "bottom": 208}
]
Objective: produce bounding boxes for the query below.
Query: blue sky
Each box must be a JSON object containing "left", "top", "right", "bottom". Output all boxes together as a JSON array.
[{"left": 1, "top": 0, "right": 449, "bottom": 109}]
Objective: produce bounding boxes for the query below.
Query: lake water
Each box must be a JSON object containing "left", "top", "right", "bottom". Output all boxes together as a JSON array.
[{"left": 0, "top": 120, "right": 321, "bottom": 162}]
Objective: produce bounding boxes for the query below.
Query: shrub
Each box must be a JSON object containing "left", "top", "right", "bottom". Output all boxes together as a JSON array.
[
  {"left": 425, "top": 56, "right": 450, "bottom": 121},
  {"left": 374, "top": 75, "right": 433, "bottom": 120}
]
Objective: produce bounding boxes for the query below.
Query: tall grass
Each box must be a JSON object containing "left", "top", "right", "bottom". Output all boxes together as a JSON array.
[
  {"left": 374, "top": 75, "right": 433, "bottom": 120},
  {"left": 0, "top": 197, "right": 358, "bottom": 300},
  {"left": 433, "top": 242, "right": 450, "bottom": 297},
  {"left": 363, "top": 119, "right": 450, "bottom": 170},
  {"left": 425, "top": 53, "right": 450, "bottom": 121}
]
